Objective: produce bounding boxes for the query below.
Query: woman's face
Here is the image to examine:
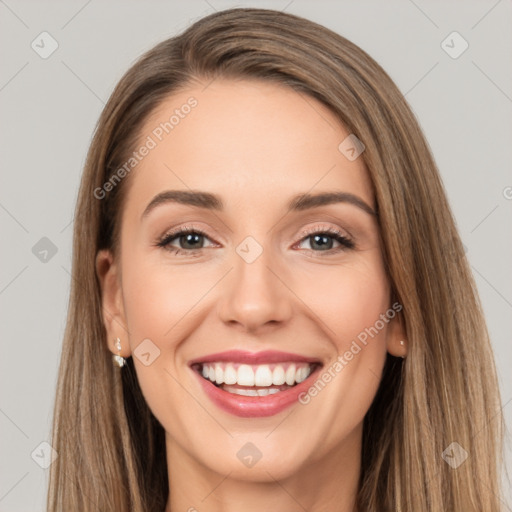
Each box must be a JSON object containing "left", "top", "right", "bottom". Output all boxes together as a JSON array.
[{"left": 97, "top": 79, "right": 405, "bottom": 482}]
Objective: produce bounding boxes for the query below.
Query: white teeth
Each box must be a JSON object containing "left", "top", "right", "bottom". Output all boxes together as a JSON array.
[
  {"left": 223, "top": 363, "right": 237, "bottom": 385},
  {"left": 237, "top": 364, "right": 255, "bottom": 386},
  {"left": 304, "top": 366, "right": 312, "bottom": 382},
  {"left": 257, "top": 388, "right": 281, "bottom": 396},
  {"left": 254, "top": 365, "right": 273, "bottom": 387},
  {"left": 215, "top": 364, "right": 224, "bottom": 385},
  {"left": 224, "top": 386, "right": 259, "bottom": 396},
  {"left": 285, "top": 364, "right": 296, "bottom": 385},
  {"left": 224, "top": 386, "right": 282, "bottom": 397},
  {"left": 272, "top": 365, "right": 286, "bottom": 385},
  {"left": 199, "top": 361, "right": 315, "bottom": 387},
  {"left": 296, "top": 366, "right": 306, "bottom": 383}
]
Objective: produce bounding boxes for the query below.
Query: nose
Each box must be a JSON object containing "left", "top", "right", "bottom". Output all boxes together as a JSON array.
[{"left": 217, "top": 244, "right": 293, "bottom": 334}]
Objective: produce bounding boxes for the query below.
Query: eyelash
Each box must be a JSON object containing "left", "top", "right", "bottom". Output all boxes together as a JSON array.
[{"left": 156, "top": 224, "right": 355, "bottom": 257}]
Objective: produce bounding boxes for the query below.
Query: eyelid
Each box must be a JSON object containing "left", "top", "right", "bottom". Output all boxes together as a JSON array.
[
  {"left": 156, "top": 224, "right": 218, "bottom": 247},
  {"left": 291, "top": 223, "right": 354, "bottom": 251},
  {"left": 293, "top": 223, "right": 352, "bottom": 242}
]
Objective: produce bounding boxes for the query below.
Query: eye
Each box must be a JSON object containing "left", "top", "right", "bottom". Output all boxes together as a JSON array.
[
  {"left": 156, "top": 225, "right": 217, "bottom": 256},
  {"left": 295, "top": 226, "right": 354, "bottom": 254},
  {"left": 156, "top": 224, "right": 355, "bottom": 257}
]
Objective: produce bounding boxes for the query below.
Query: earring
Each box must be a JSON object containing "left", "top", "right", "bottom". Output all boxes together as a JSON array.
[
  {"left": 400, "top": 340, "right": 406, "bottom": 359},
  {"left": 113, "top": 337, "right": 126, "bottom": 367}
]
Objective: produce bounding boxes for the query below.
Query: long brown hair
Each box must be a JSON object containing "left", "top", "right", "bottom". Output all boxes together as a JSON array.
[{"left": 47, "top": 8, "right": 506, "bottom": 511}]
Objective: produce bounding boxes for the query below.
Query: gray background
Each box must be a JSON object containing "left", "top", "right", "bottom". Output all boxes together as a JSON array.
[{"left": 1, "top": 1, "right": 511, "bottom": 510}]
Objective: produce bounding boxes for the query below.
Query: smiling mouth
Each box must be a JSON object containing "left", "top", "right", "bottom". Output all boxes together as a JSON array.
[{"left": 192, "top": 361, "right": 321, "bottom": 397}]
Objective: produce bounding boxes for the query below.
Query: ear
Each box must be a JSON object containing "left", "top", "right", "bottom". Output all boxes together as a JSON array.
[
  {"left": 95, "top": 249, "right": 131, "bottom": 358},
  {"left": 385, "top": 309, "right": 408, "bottom": 359}
]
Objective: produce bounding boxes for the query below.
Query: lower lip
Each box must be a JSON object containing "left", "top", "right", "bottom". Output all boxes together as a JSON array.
[{"left": 193, "top": 366, "right": 321, "bottom": 418}]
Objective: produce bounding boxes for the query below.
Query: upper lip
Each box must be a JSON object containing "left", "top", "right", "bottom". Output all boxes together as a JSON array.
[{"left": 189, "top": 349, "right": 323, "bottom": 366}]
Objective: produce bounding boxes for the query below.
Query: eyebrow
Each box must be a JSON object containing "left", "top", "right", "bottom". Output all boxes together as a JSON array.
[{"left": 141, "top": 189, "right": 377, "bottom": 220}]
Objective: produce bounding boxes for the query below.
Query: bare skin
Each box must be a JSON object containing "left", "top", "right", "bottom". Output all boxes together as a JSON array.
[{"left": 96, "top": 78, "right": 407, "bottom": 512}]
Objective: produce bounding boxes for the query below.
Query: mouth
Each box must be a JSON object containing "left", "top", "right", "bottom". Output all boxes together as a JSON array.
[
  {"left": 192, "top": 361, "right": 320, "bottom": 395},
  {"left": 189, "top": 350, "right": 323, "bottom": 417}
]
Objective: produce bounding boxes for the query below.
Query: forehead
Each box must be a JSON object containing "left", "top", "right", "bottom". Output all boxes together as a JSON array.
[{"left": 123, "top": 79, "right": 373, "bottom": 218}]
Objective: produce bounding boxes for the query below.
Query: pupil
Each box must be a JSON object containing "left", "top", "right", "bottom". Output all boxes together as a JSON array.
[
  {"left": 312, "top": 234, "right": 332, "bottom": 251},
  {"left": 182, "top": 233, "right": 202, "bottom": 249}
]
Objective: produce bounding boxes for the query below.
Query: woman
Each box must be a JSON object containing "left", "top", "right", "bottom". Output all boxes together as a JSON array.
[{"left": 47, "top": 8, "right": 506, "bottom": 511}]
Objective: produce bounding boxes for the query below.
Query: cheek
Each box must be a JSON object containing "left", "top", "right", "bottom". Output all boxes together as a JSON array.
[
  {"left": 119, "top": 253, "right": 205, "bottom": 434},
  {"left": 118, "top": 248, "right": 232, "bottom": 417},
  {"left": 289, "top": 259, "right": 390, "bottom": 456},
  {"left": 121, "top": 253, "right": 210, "bottom": 342},
  {"left": 292, "top": 255, "right": 390, "bottom": 350}
]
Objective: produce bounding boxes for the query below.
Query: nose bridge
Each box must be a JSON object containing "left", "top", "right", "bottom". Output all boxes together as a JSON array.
[{"left": 217, "top": 235, "right": 293, "bottom": 331}]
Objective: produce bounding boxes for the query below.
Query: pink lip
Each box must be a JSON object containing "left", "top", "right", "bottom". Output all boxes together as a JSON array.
[
  {"left": 193, "top": 365, "right": 321, "bottom": 417},
  {"left": 188, "top": 349, "right": 321, "bottom": 365},
  {"left": 189, "top": 350, "right": 322, "bottom": 418}
]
